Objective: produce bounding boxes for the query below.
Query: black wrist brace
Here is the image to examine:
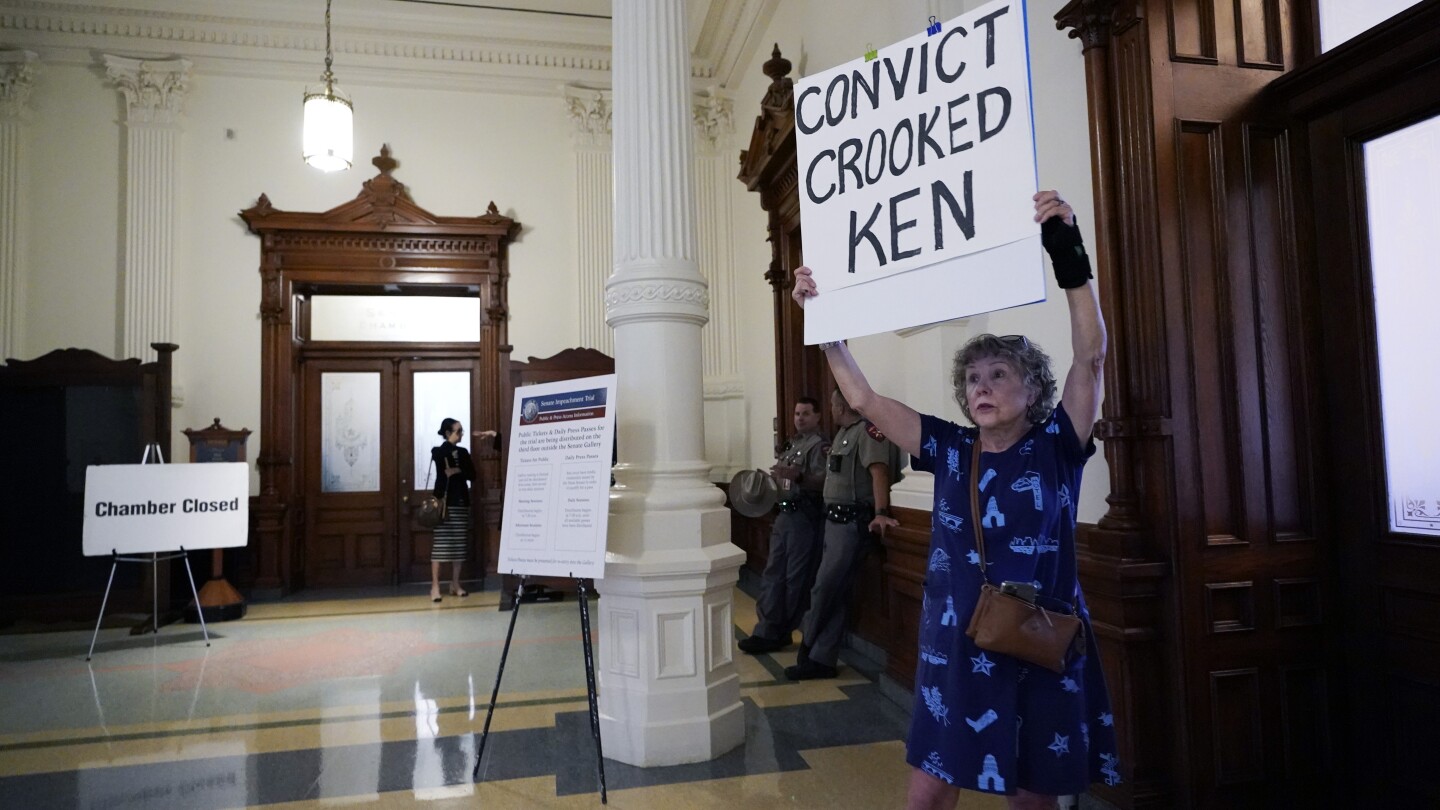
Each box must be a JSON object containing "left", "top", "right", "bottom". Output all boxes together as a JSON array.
[{"left": 1041, "top": 215, "right": 1093, "bottom": 289}]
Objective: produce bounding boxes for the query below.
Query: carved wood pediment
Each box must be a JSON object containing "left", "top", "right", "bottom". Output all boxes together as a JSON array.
[
  {"left": 240, "top": 145, "right": 520, "bottom": 240},
  {"left": 737, "top": 45, "right": 796, "bottom": 192}
]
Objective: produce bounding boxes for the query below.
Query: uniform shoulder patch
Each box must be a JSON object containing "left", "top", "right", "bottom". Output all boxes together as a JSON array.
[{"left": 865, "top": 421, "right": 887, "bottom": 442}]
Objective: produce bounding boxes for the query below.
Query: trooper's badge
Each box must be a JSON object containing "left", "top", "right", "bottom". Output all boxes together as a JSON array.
[{"left": 865, "top": 421, "right": 887, "bottom": 442}]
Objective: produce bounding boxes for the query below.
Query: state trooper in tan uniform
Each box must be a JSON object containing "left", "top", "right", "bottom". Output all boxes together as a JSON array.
[
  {"left": 786, "top": 387, "right": 904, "bottom": 680},
  {"left": 739, "top": 397, "right": 829, "bottom": 654}
]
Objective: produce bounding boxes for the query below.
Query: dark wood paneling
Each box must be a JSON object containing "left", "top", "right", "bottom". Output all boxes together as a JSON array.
[
  {"left": 1242, "top": 124, "right": 1313, "bottom": 543},
  {"left": 1234, "top": 0, "right": 1282, "bottom": 68},
  {"left": 881, "top": 506, "right": 931, "bottom": 685},
  {"left": 1055, "top": 0, "right": 1334, "bottom": 805},
  {"left": 1209, "top": 668, "right": 1264, "bottom": 784},
  {"left": 1169, "top": 0, "right": 1218, "bottom": 62},
  {"left": 1390, "top": 676, "right": 1440, "bottom": 799},
  {"left": 0, "top": 345, "right": 177, "bottom": 624},
  {"left": 1273, "top": 577, "right": 1321, "bottom": 628},
  {"left": 1176, "top": 119, "right": 1245, "bottom": 547},
  {"left": 1280, "top": 665, "right": 1330, "bottom": 776},
  {"left": 1204, "top": 581, "right": 1254, "bottom": 633}
]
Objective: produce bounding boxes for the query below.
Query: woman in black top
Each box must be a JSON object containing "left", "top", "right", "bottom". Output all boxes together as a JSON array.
[{"left": 429, "top": 418, "right": 494, "bottom": 602}]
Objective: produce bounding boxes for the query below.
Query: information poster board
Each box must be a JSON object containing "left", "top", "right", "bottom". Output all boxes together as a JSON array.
[
  {"left": 498, "top": 375, "right": 617, "bottom": 580},
  {"left": 794, "top": 0, "right": 1045, "bottom": 342},
  {"left": 83, "top": 463, "right": 249, "bottom": 556}
]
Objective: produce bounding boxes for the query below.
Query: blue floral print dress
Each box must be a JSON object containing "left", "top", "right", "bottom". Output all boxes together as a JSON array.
[{"left": 905, "top": 405, "right": 1121, "bottom": 796}]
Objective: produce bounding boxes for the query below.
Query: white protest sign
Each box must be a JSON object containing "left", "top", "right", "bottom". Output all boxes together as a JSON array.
[
  {"left": 498, "top": 375, "right": 617, "bottom": 580},
  {"left": 795, "top": 0, "right": 1045, "bottom": 342},
  {"left": 83, "top": 463, "right": 249, "bottom": 556}
]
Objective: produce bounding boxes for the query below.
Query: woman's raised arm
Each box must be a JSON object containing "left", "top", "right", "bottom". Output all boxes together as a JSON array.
[
  {"left": 793, "top": 266, "right": 923, "bottom": 457},
  {"left": 1034, "top": 190, "right": 1107, "bottom": 446}
]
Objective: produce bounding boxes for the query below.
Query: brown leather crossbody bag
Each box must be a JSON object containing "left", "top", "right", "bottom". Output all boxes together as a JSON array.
[{"left": 963, "top": 439, "right": 1085, "bottom": 674}]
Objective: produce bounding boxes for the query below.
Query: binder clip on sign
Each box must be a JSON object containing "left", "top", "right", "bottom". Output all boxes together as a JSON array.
[
  {"left": 863, "top": 42, "right": 877, "bottom": 62},
  {"left": 927, "top": 16, "right": 942, "bottom": 35}
]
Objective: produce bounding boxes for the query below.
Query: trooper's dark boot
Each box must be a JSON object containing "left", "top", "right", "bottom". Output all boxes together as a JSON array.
[
  {"left": 738, "top": 634, "right": 789, "bottom": 654},
  {"left": 784, "top": 658, "right": 838, "bottom": 681}
]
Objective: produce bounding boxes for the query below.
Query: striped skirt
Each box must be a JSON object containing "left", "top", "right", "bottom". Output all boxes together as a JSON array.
[{"left": 431, "top": 508, "right": 470, "bottom": 562}]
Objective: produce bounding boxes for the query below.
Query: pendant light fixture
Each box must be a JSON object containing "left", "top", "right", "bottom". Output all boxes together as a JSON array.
[{"left": 302, "top": 0, "right": 353, "bottom": 171}]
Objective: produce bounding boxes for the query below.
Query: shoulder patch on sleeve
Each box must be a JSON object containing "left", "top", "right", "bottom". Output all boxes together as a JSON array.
[{"left": 865, "top": 421, "right": 886, "bottom": 442}]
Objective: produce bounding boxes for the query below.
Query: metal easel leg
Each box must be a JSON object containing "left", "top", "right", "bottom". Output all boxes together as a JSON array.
[
  {"left": 151, "top": 552, "right": 160, "bottom": 635},
  {"left": 87, "top": 554, "right": 120, "bottom": 661},
  {"left": 473, "top": 575, "right": 526, "bottom": 780},
  {"left": 576, "top": 578, "right": 607, "bottom": 804},
  {"left": 180, "top": 547, "right": 210, "bottom": 647}
]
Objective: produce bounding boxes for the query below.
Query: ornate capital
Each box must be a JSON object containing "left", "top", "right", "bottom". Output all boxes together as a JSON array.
[
  {"left": 692, "top": 87, "right": 734, "bottom": 152},
  {"left": 0, "top": 50, "right": 39, "bottom": 121},
  {"left": 604, "top": 276, "right": 710, "bottom": 328},
  {"left": 103, "top": 55, "right": 192, "bottom": 125},
  {"left": 1055, "top": 0, "right": 1130, "bottom": 52},
  {"left": 564, "top": 86, "right": 612, "bottom": 147}
]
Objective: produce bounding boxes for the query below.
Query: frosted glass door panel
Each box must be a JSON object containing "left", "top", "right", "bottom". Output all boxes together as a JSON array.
[
  {"left": 413, "top": 371, "right": 471, "bottom": 487},
  {"left": 311, "top": 296, "right": 481, "bottom": 342},
  {"left": 1364, "top": 114, "right": 1440, "bottom": 537},
  {"left": 322, "top": 372, "right": 381, "bottom": 493}
]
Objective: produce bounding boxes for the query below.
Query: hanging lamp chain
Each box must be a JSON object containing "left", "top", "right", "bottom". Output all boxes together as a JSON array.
[{"left": 321, "top": 0, "right": 336, "bottom": 88}]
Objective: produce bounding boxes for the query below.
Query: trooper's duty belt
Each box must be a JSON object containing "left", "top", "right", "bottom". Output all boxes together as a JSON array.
[
  {"left": 777, "top": 500, "right": 800, "bottom": 513},
  {"left": 825, "top": 503, "right": 873, "bottom": 524}
]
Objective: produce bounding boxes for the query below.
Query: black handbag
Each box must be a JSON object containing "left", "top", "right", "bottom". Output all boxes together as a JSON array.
[{"left": 415, "top": 457, "right": 447, "bottom": 529}]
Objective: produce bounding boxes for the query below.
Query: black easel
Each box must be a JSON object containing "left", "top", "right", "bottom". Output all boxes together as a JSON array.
[
  {"left": 473, "top": 573, "right": 608, "bottom": 803},
  {"left": 86, "top": 443, "right": 211, "bottom": 660}
]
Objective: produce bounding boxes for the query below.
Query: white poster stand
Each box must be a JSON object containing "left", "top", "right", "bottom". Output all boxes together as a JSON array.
[
  {"left": 82, "top": 446, "right": 250, "bottom": 659},
  {"left": 475, "top": 374, "right": 618, "bottom": 800}
]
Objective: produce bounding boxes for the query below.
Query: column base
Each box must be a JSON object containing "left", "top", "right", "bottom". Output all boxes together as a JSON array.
[{"left": 597, "top": 509, "right": 746, "bottom": 767}]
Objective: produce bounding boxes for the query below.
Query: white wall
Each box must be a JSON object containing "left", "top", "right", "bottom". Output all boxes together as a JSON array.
[
  {"left": 24, "top": 63, "right": 122, "bottom": 356},
  {"left": 724, "top": 0, "right": 1113, "bottom": 523},
  {"left": 19, "top": 63, "right": 579, "bottom": 490}
]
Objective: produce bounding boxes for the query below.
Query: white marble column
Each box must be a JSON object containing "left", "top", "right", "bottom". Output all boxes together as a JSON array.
[
  {"left": 566, "top": 87, "right": 615, "bottom": 355},
  {"left": 599, "top": 0, "right": 746, "bottom": 767},
  {"left": 0, "top": 50, "right": 38, "bottom": 361},
  {"left": 104, "top": 55, "right": 191, "bottom": 361}
]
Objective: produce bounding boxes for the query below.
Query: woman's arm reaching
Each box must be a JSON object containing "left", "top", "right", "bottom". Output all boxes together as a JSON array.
[{"left": 792, "top": 266, "right": 922, "bottom": 457}]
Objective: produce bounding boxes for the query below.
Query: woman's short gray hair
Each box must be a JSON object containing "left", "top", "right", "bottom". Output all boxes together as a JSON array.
[{"left": 951, "top": 334, "right": 1057, "bottom": 425}]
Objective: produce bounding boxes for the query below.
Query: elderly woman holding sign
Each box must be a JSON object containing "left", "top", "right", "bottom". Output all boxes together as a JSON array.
[{"left": 793, "top": 191, "right": 1119, "bottom": 810}]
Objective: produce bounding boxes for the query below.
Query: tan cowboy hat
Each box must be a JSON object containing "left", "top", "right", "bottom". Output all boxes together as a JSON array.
[{"left": 728, "top": 468, "right": 778, "bottom": 518}]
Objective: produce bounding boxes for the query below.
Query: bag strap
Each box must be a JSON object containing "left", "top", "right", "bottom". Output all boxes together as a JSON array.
[
  {"left": 969, "top": 438, "right": 987, "bottom": 577},
  {"left": 423, "top": 453, "right": 433, "bottom": 490},
  {"left": 969, "top": 429, "right": 1084, "bottom": 612}
]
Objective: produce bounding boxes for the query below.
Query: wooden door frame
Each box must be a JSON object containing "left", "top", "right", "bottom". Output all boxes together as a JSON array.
[{"left": 241, "top": 147, "right": 519, "bottom": 596}]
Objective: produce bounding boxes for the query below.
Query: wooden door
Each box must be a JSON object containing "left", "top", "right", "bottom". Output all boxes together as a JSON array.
[
  {"left": 1287, "top": 15, "right": 1440, "bottom": 802},
  {"left": 398, "top": 358, "right": 483, "bottom": 584},
  {"left": 302, "top": 356, "right": 487, "bottom": 588},
  {"left": 302, "top": 359, "right": 397, "bottom": 587}
]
